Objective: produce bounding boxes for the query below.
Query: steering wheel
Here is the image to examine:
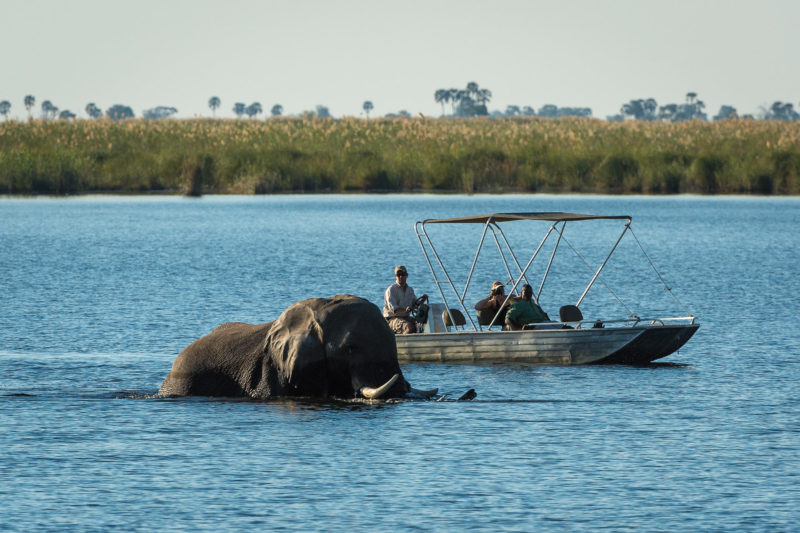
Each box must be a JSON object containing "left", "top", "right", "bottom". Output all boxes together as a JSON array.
[{"left": 410, "top": 295, "right": 429, "bottom": 323}]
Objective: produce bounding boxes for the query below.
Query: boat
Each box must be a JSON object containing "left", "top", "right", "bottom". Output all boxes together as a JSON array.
[{"left": 394, "top": 212, "right": 699, "bottom": 365}]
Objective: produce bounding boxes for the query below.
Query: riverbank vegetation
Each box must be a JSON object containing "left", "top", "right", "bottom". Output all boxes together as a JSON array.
[{"left": 1, "top": 117, "right": 799, "bottom": 195}]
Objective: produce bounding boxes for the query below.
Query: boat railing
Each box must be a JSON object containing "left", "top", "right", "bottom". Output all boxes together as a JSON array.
[{"left": 555, "top": 315, "right": 696, "bottom": 329}]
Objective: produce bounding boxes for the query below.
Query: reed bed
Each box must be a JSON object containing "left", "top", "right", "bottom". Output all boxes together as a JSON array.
[{"left": 1, "top": 117, "right": 799, "bottom": 195}]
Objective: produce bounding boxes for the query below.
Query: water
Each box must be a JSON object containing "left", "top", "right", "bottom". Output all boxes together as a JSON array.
[{"left": 1, "top": 194, "right": 798, "bottom": 531}]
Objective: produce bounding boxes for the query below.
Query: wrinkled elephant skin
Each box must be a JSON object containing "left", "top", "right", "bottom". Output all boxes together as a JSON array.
[{"left": 159, "top": 295, "right": 410, "bottom": 399}]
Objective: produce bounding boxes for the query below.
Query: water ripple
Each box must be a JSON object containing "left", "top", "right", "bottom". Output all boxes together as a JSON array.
[{"left": 1, "top": 196, "right": 799, "bottom": 531}]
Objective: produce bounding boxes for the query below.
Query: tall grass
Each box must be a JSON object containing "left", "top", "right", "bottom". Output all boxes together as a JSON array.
[{"left": 1, "top": 117, "right": 799, "bottom": 195}]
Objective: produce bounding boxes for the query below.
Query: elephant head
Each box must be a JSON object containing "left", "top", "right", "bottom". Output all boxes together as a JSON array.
[{"left": 158, "top": 295, "right": 434, "bottom": 400}]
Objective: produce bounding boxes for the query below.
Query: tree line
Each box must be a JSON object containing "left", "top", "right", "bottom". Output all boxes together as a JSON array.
[
  {"left": 601, "top": 93, "right": 798, "bottom": 122},
  {"left": 433, "top": 84, "right": 800, "bottom": 122},
  {"left": 615, "top": 94, "right": 800, "bottom": 122},
  {"left": 3, "top": 87, "right": 800, "bottom": 122},
  {"left": 0, "top": 95, "right": 180, "bottom": 122}
]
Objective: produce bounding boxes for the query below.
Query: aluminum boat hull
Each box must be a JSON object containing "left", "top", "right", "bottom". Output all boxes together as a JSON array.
[
  {"left": 395, "top": 323, "right": 698, "bottom": 365},
  {"left": 597, "top": 323, "right": 699, "bottom": 364}
]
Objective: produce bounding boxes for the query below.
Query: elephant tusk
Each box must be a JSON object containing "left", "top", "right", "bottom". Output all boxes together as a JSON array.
[
  {"left": 360, "top": 374, "right": 399, "bottom": 399},
  {"left": 408, "top": 386, "right": 438, "bottom": 399}
]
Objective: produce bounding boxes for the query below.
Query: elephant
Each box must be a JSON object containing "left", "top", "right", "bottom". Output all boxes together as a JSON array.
[{"left": 158, "top": 294, "right": 436, "bottom": 400}]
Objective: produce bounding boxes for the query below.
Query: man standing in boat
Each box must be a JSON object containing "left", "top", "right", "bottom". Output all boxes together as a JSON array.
[{"left": 383, "top": 265, "right": 427, "bottom": 334}]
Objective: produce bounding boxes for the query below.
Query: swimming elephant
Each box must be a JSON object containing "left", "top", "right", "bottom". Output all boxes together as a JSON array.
[{"left": 158, "top": 295, "right": 436, "bottom": 400}]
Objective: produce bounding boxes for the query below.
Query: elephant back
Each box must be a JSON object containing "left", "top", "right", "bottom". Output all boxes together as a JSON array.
[{"left": 159, "top": 321, "right": 273, "bottom": 397}]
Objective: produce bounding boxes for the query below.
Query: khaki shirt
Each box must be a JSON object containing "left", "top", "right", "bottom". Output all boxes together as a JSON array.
[{"left": 383, "top": 283, "right": 417, "bottom": 317}]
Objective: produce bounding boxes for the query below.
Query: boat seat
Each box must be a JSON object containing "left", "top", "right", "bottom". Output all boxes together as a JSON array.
[
  {"left": 442, "top": 309, "right": 466, "bottom": 330},
  {"left": 559, "top": 305, "right": 583, "bottom": 322}
]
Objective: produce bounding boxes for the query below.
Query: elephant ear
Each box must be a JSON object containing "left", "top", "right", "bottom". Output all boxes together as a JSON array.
[{"left": 264, "top": 299, "right": 328, "bottom": 396}]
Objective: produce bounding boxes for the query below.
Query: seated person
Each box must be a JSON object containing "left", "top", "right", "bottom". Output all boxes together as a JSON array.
[
  {"left": 505, "top": 284, "right": 550, "bottom": 330},
  {"left": 383, "top": 265, "right": 427, "bottom": 334},
  {"left": 474, "top": 281, "right": 514, "bottom": 328}
]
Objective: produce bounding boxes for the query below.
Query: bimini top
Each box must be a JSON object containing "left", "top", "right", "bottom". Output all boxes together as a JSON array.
[{"left": 422, "top": 212, "right": 631, "bottom": 224}]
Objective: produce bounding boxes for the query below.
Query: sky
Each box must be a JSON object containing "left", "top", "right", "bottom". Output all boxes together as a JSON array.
[{"left": 2, "top": 0, "right": 799, "bottom": 120}]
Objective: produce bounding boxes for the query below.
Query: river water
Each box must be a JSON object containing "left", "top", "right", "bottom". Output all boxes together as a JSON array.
[{"left": 1, "top": 194, "right": 798, "bottom": 531}]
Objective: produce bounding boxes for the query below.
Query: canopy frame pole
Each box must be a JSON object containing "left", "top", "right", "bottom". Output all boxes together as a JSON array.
[
  {"left": 576, "top": 222, "right": 630, "bottom": 307},
  {"left": 508, "top": 223, "right": 557, "bottom": 305},
  {"left": 493, "top": 224, "right": 532, "bottom": 287},
  {"left": 461, "top": 220, "right": 491, "bottom": 303},
  {"left": 537, "top": 221, "right": 565, "bottom": 302},
  {"left": 558, "top": 232, "right": 635, "bottom": 315},
  {"left": 488, "top": 223, "right": 558, "bottom": 328},
  {"left": 489, "top": 225, "right": 514, "bottom": 288},
  {"left": 628, "top": 226, "right": 692, "bottom": 316},
  {"left": 416, "top": 221, "right": 478, "bottom": 330}
]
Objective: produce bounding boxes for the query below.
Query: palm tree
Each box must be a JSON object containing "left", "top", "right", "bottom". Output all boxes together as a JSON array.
[
  {"left": 208, "top": 96, "right": 221, "bottom": 117},
  {"left": 434, "top": 89, "right": 449, "bottom": 116},
  {"left": 41, "top": 100, "right": 55, "bottom": 120},
  {"left": 271, "top": 104, "right": 283, "bottom": 117},
  {"left": 694, "top": 99, "right": 706, "bottom": 120},
  {"left": 24, "top": 95, "right": 35, "bottom": 119},
  {"left": 621, "top": 98, "right": 659, "bottom": 121},
  {"left": 245, "top": 102, "right": 262, "bottom": 118},
  {"left": 0, "top": 100, "right": 11, "bottom": 120},
  {"left": 106, "top": 104, "right": 134, "bottom": 120},
  {"left": 644, "top": 98, "right": 658, "bottom": 119},
  {"left": 363, "top": 100, "right": 373, "bottom": 119},
  {"left": 233, "top": 102, "right": 246, "bottom": 118},
  {"left": 85, "top": 102, "right": 102, "bottom": 119},
  {"left": 477, "top": 88, "right": 492, "bottom": 107},
  {"left": 538, "top": 104, "right": 559, "bottom": 118},
  {"left": 448, "top": 88, "right": 459, "bottom": 115},
  {"left": 658, "top": 103, "right": 678, "bottom": 122},
  {"left": 315, "top": 105, "right": 331, "bottom": 118},
  {"left": 455, "top": 90, "right": 473, "bottom": 116},
  {"left": 621, "top": 99, "right": 644, "bottom": 120},
  {"left": 713, "top": 105, "right": 738, "bottom": 121},
  {"left": 466, "top": 81, "right": 479, "bottom": 99}
]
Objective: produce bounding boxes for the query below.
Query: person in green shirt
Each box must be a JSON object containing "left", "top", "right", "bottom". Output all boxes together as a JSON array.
[{"left": 505, "top": 284, "right": 549, "bottom": 330}]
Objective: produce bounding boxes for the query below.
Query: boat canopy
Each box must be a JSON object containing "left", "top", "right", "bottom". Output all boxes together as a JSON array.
[
  {"left": 414, "top": 211, "right": 691, "bottom": 331},
  {"left": 423, "top": 212, "right": 631, "bottom": 225}
]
